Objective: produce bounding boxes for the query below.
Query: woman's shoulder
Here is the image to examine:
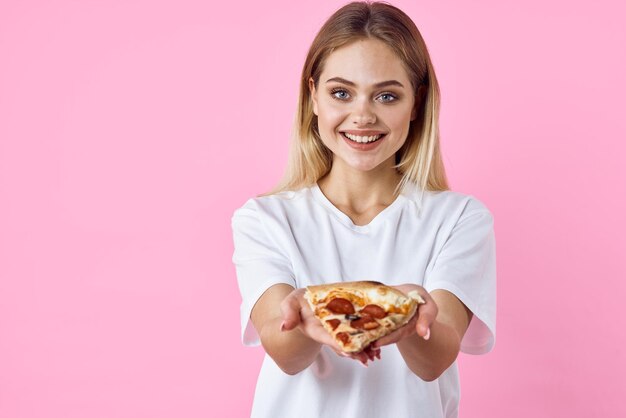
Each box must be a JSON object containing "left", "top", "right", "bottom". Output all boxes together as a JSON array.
[
  {"left": 232, "top": 187, "right": 314, "bottom": 219},
  {"left": 402, "top": 184, "right": 493, "bottom": 218}
]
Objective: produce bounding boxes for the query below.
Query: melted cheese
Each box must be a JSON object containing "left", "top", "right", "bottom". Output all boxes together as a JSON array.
[{"left": 305, "top": 282, "right": 425, "bottom": 352}]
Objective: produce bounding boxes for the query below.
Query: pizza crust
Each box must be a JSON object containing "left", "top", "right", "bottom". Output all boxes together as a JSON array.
[{"left": 305, "top": 281, "right": 425, "bottom": 353}]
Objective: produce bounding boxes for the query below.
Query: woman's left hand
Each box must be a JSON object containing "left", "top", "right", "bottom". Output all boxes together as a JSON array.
[{"left": 371, "top": 284, "right": 438, "bottom": 349}]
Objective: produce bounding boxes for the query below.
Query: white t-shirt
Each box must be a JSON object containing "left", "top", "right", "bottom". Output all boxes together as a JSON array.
[{"left": 231, "top": 183, "right": 496, "bottom": 418}]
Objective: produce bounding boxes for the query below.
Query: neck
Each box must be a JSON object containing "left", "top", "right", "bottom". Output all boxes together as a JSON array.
[{"left": 318, "top": 158, "right": 403, "bottom": 211}]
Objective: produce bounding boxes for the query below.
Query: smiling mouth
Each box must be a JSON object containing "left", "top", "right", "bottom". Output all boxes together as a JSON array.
[{"left": 341, "top": 132, "right": 386, "bottom": 143}]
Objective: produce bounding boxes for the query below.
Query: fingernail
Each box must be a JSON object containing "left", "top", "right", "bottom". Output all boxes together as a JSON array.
[
  {"left": 280, "top": 321, "right": 286, "bottom": 332},
  {"left": 423, "top": 328, "right": 430, "bottom": 341}
]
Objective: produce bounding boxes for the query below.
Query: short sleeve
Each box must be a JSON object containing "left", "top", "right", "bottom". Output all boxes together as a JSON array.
[
  {"left": 423, "top": 199, "right": 496, "bottom": 355},
  {"left": 231, "top": 200, "right": 296, "bottom": 346}
]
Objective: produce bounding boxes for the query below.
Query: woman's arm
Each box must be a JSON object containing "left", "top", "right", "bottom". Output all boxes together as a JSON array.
[
  {"left": 372, "top": 287, "right": 473, "bottom": 381},
  {"left": 250, "top": 284, "right": 322, "bottom": 375},
  {"left": 251, "top": 284, "right": 377, "bottom": 375}
]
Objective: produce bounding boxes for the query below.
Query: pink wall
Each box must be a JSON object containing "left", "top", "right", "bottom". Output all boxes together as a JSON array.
[{"left": 1, "top": 0, "right": 625, "bottom": 417}]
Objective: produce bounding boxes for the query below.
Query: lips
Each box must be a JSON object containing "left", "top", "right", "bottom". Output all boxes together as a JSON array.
[
  {"left": 341, "top": 131, "right": 387, "bottom": 144},
  {"left": 340, "top": 131, "right": 387, "bottom": 150},
  {"left": 343, "top": 132, "right": 383, "bottom": 143}
]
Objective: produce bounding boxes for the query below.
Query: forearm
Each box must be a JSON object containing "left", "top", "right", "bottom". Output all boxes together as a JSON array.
[
  {"left": 396, "top": 319, "right": 461, "bottom": 381},
  {"left": 259, "top": 316, "right": 322, "bottom": 375}
]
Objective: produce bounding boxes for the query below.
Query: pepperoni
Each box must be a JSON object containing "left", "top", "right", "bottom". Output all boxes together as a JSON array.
[
  {"left": 326, "top": 298, "right": 355, "bottom": 315},
  {"left": 350, "top": 318, "right": 366, "bottom": 329},
  {"left": 326, "top": 319, "right": 341, "bottom": 330},
  {"left": 336, "top": 332, "right": 350, "bottom": 344},
  {"left": 360, "top": 304, "right": 387, "bottom": 319},
  {"left": 362, "top": 321, "right": 380, "bottom": 330},
  {"left": 351, "top": 318, "right": 380, "bottom": 330}
]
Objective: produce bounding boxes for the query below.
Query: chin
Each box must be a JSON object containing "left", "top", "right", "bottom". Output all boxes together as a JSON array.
[{"left": 344, "top": 158, "right": 386, "bottom": 172}]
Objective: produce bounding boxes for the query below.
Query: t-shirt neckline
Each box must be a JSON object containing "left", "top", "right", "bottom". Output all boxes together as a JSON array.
[{"left": 311, "top": 183, "right": 407, "bottom": 232}]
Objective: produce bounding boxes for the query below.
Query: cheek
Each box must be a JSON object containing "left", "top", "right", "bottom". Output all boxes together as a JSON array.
[
  {"left": 384, "top": 107, "right": 413, "bottom": 130},
  {"left": 318, "top": 103, "right": 346, "bottom": 130}
]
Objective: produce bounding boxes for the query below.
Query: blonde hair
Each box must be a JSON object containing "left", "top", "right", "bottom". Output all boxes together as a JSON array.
[{"left": 268, "top": 1, "right": 448, "bottom": 195}]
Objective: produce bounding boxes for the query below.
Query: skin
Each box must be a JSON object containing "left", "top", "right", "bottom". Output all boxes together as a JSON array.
[{"left": 250, "top": 38, "right": 473, "bottom": 378}]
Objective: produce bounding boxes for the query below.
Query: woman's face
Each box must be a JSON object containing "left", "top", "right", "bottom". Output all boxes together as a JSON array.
[{"left": 309, "top": 38, "right": 421, "bottom": 174}]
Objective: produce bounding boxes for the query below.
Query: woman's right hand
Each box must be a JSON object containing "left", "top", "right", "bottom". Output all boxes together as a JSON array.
[{"left": 280, "top": 288, "right": 381, "bottom": 365}]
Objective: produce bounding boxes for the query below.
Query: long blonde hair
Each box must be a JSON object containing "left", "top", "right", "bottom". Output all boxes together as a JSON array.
[{"left": 269, "top": 1, "right": 448, "bottom": 195}]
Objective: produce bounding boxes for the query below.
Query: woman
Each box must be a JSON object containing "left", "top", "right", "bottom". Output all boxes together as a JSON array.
[{"left": 232, "top": 2, "right": 496, "bottom": 417}]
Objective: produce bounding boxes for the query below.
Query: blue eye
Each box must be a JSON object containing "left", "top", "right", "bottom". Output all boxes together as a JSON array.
[
  {"left": 329, "top": 88, "right": 398, "bottom": 103},
  {"left": 377, "top": 93, "right": 397, "bottom": 103},
  {"left": 330, "top": 88, "right": 350, "bottom": 100}
]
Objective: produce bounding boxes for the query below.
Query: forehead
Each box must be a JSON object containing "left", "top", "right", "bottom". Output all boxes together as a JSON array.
[{"left": 321, "top": 38, "right": 411, "bottom": 86}]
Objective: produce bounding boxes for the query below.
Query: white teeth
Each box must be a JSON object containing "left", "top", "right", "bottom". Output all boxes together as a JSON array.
[{"left": 344, "top": 133, "right": 383, "bottom": 143}]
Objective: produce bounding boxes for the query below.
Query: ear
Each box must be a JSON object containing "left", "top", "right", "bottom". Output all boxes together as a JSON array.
[
  {"left": 309, "top": 77, "right": 319, "bottom": 116},
  {"left": 411, "top": 85, "right": 427, "bottom": 121}
]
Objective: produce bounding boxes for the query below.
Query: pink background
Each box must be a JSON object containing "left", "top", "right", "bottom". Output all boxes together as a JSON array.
[{"left": 1, "top": 0, "right": 625, "bottom": 417}]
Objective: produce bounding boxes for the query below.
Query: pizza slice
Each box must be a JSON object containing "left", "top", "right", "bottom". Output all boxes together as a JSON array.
[{"left": 304, "top": 281, "right": 426, "bottom": 353}]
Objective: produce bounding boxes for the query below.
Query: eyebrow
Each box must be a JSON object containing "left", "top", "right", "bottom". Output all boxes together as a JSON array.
[{"left": 325, "top": 77, "right": 405, "bottom": 89}]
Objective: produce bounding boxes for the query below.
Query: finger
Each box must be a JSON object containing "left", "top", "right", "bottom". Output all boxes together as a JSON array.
[
  {"left": 332, "top": 346, "right": 369, "bottom": 363},
  {"left": 362, "top": 345, "right": 381, "bottom": 362},
  {"left": 332, "top": 347, "right": 366, "bottom": 363},
  {"left": 331, "top": 348, "right": 351, "bottom": 358},
  {"left": 389, "top": 284, "right": 432, "bottom": 338},
  {"left": 280, "top": 291, "right": 303, "bottom": 331},
  {"left": 415, "top": 301, "right": 438, "bottom": 338},
  {"left": 371, "top": 329, "right": 401, "bottom": 349},
  {"left": 371, "top": 311, "right": 418, "bottom": 348},
  {"left": 356, "top": 354, "right": 369, "bottom": 367},
  {"left": 348, "top": 350, "right": 369, "bottom": 365}
]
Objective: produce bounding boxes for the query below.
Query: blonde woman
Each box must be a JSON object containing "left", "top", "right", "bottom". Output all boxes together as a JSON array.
[{"left": 232, "top": 2, "right": 496, "bottom": 417}]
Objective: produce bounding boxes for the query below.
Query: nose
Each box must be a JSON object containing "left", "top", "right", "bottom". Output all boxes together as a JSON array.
[{"left": 352, "top": 98, "right": 376, "bottom": 126}]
